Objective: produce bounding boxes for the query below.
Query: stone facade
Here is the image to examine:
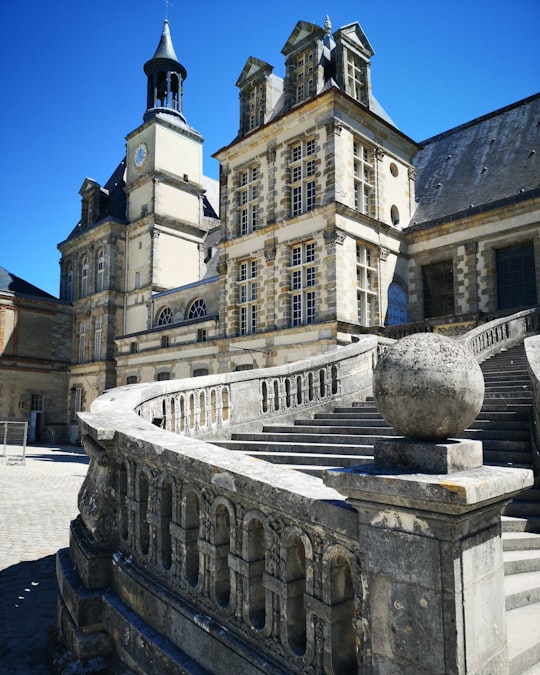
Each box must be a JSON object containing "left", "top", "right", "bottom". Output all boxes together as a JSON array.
[
  {"left": 0, "top": 268, "right": 72, "bottom": 442},
  {"left": 52, "top": 16, "right": 539, "bottom": 437}
]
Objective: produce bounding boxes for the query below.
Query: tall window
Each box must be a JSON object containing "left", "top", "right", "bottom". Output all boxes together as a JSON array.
[
  {"left": 66, "top": 265, "right": 73, "bottom": 301},
  {"left": 497, "top": 243, "right": 537, "bottom": 310},
  {"left": 238, "top": 260, "right": 258, "bottom": 335},
  {"left": 81, "top": 257, "right": 89, "bottom": 297},
  {"left": 290, "top": 242, "right": 316, "bottom": 326},
  {"left": 294, "top": 51, "right": 314, "bottom": 104},
  {"left": 31, "top": 394, "right": 44, "bottom": 412},
  {"left": 96, "top": 249, "right": 105, "bottom": 292},
  {"left": 74, "top": 388, "right": 83, "bottom": 412},
  {"left": 346, "top": 53, "right": 365, "bottom": 102},
  {"left": 290, "top": 139, "right": 317, "bottom": 217},
  {"left": 423, "top": 260, "right": 455, "bottom": 318},
  {"left": 238, "top": 166, "right": 259, "bottom": 235},
  {"left": 387, "top": 282, "right": 408, "bottom": 326},
  {"left": 353, "top": 140, "right": 374, "bottom": 216},
  {"left": 79, "top": 321, "right": 87, "bottom": 363},
  {"left": 356, "top": 244, "right": 377, "bottom": 326},
  {"left": 248, "top": 84, "right": 263, "bottom": 130},
  {"left": 94, "top": 316, "right": 102, "bottom": 361}
]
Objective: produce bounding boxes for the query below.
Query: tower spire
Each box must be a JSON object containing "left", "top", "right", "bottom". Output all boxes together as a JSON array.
[{"left": 143, "top": 20, "right": 187, "bottom": 122}]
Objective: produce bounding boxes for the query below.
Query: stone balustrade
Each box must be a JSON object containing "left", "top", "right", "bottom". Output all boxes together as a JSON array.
[
  {"left": 458, "top": 307, "right": 540, "bottom": 362},
  {"left": 56, "top": 309, "right": 539, "bottom": 673},
  {"left": 99, "top": 335, "right": 392, "bottom": 441},
  {"left": 61, "top": 412, "right": 365, "bottom": 673}
]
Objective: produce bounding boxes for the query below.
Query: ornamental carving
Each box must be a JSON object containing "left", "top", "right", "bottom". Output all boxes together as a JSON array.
[
  {"left": 264, "top": 246, "right": 277, "bottom": 262},
  {"left": 323, "top": 229, "right": 346, "bottom": 246},
  {"left": 379, "top": 246, "right": 390, "bottom": 262}
]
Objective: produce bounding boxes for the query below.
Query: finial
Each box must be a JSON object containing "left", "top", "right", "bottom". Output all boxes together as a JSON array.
[
  {"left": 164, "top": 0, "right": 173, "bottom": 20},
  {"left": 324, "top": 15, "right": 332, "bottom": 34}
]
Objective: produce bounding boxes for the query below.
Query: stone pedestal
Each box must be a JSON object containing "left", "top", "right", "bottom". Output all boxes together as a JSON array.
[{"left": 324, "top": 438, "right": 534, "bottom": 675}]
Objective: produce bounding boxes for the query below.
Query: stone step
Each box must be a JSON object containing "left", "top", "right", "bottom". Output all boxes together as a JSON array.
[
  {"left": 233, "top": 450, "right": 373, "bottom": 467},
  {"left": 461, "top": 428, "right": 530, "bottom": 441},
  {"left": 479, "top": 404, "right": 531, "bottom": 415},
  {"left": 483, "top": 373, "right": 531, "bottom": 381},
  {"left": 483, "top": 393, "right": 533, "bottom": 402},
  {"left": 504, "top": 549, "right": 540, "bottom": 575},
  {"left": 218, "top": 440, "right": 375, "bottom": 455},
  {"left": 295, "top": 418, "right": 391, "bottom": 429},
  {"left": 507, "top": 603, "right": 540, "bottom": 675},
  {"left": 242, "top": 431, "right": 396, "bottom": 445},
  {"left": 313, "top": 411, "right": 387, "bottom": 424},
  {"left": 502, "top": 517, "right": 540, "bottom": 535},
  {"left": 505, "top": 570, "right": 540, "bottom": 610},
  {"left": 503, "top": 532, "right": 540, "bottom": 551}
]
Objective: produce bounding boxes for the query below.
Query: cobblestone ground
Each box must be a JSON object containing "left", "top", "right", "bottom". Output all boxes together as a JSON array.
[{"left": 0, "top": 445, "right": 88, "bottom": 673}]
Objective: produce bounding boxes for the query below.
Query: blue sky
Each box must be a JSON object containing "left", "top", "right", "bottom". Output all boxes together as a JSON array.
[{"left": 1, "top": 0, "right": 538, "bottom": 297}]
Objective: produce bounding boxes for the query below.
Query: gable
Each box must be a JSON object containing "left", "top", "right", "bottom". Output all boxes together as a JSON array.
[
  {"left": 334, "top": 22, "right": 374, "bottom": 57},
  {"left": 281, "top": 20, "right": 325, "bottom": 56},
  {"left": 236, "top": 57, "right": 274, "bottom": 88}
]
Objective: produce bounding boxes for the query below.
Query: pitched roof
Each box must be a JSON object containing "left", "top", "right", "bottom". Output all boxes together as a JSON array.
[
  {"left": 0, "top": 267, "right": 57, "bottom": 300},
  {"left": 410, "top": 93, "right": 540, "bottom": 228}
]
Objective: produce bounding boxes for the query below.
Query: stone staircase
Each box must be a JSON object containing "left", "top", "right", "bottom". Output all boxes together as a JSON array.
[{"left": 216, "top": 343, "right": 540, "bottom": 673}]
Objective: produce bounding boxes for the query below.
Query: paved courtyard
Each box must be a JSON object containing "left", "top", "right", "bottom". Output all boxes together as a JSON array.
[{"left": 0, "top": 444, "right": 88, "bottom": 673}]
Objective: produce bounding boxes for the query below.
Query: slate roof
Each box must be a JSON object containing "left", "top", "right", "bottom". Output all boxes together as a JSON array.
[
  {"left": 0, "top": 267, "right": 57, "bottom": 300},
  {"left": 409, "top": 93, "right": 540, "bottom": 228}
]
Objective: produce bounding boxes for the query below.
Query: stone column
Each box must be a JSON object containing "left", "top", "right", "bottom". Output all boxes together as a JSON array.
[{"left": 324, "top": 333, "right": 534, "bottom": 674}]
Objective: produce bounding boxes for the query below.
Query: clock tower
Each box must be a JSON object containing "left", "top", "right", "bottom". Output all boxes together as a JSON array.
[{"left": 124, "top": 19, "right": 209, "bottom": 333}]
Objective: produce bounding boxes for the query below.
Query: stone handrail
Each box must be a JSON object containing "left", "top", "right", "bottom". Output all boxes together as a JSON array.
[
  {"left": 524, "top": 335, "right": 540, "bottom": 478},
  {"left": 98, "top": 335, "right": 393, "bottom": 441},
  {"left": 73, "top": 402, "right": 364, "bottom": 673},
  {"left": 457, "top": 307, "right": 540, "bottom": 362}
]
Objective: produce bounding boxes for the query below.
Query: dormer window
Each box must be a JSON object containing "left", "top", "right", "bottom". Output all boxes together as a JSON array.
[
  {"left": 346, "top": 52, "right": 366, "bottom": 103},
  {"left": 248, "top": 83, "right": 263, "bottom": 130},
  {"left": 294, "top": 51, "right": 314, "bottom": 104}
]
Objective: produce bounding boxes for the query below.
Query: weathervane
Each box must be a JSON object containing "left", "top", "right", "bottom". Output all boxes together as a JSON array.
[{"left": 164, "top": 0, "right": 173, "bottom": 19}]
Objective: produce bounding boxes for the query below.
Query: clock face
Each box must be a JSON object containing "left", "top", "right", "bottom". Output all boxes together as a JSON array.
[{"left": 134, "top": 142, "right": 148, "bottom": 169}]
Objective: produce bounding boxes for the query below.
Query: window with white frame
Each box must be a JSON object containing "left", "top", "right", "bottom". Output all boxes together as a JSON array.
[
  {"left": 290, "top": 138, "right": 317, "bottom": 217},
  {"left": 31, "top": 394, "right": 44, "bottom": 412},
  {"left": 157, "top": 307, "right": 173, "bottom": 325},
  {"left": 238, "top": 260, "right": 258, "bottom": 335},
  {"left": 96, "top": 249, "right": 105, "bottom": 292},
  {"left": 248, "top": 83, "right": 263, "bottom": 130},
  {"left": 237, "top": 166, "right": 259, "bottom": 235},
  {"left": 290, "top": 242, "right": 316, "bottom": 326},
  {"left": 353, "top": 140, "right": 374, "bottom": 217},
  {"left": 356, "top": 243, "right": 377, "bottom": 326},
  {"left": 81, "top": 257, "right": 89, "bottom": 297},
  {"left": 294, "top": 51, "right": 314, "bottom": 104},
  {"left": 188, "top": 299, "right": 207, "bottom": 319},
  {"left": 346, "top": 52, "right": 365, "bottom": 102},
  {"left": 79, "top": 321, "right": 87, "bottom": 363},
  {"left": 94, "top": 316, "right": 102, "bottom": 361}
]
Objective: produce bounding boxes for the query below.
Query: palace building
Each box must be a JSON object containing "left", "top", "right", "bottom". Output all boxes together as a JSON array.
[{"left": 51, "top": 16, "right": 539, "bottom": 443}]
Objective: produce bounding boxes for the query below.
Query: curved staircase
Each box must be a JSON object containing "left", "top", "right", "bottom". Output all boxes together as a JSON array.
[{"left": 216, "top": 343, "right": 540, "bottom": 673}]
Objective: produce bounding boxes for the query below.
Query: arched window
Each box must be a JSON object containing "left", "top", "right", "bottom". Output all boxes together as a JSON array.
[
  {"left": 96, "top": 249, "right": 105, "bottom": 291},
  {"left": 157, "top": 307, "right": 173, "bottom": 325},
  {"left": 188, "top": 299, "right": 207, "bottom": 319},
  {"left": 387, "top": 282, "right": 408, "bottom": 326}
]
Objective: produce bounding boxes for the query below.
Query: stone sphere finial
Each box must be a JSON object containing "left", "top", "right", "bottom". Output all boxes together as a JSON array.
[{"left": 373, "top": 333, "right": 484, "bottom": 441}]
